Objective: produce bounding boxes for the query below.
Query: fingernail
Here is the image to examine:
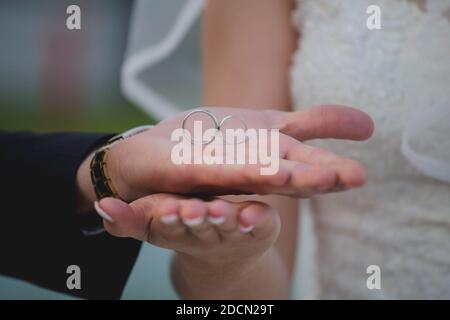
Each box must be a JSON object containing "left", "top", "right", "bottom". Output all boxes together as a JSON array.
[
  {"left": 94, "top": 201, "right": 114, "bottom": 223},
  {"left": 183, "top": 216, "right": 204, "bottom": 227},
  {"left": 208, "top": 216, "right": 225, "bottom": 225},
  {"left": 239, "top": 224, "right": 254, "bottom": 233},
  {"left": 160, "top": 214, "right": 178, "bottom": 224}
]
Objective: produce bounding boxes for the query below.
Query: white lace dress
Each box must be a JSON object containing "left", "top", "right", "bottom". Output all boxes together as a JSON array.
[{"left": 290, "top": 0, "right": 450, "bottom": 299}]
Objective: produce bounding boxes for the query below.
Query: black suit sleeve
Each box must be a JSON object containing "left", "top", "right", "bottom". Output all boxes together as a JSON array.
[{"left": 0, "top": 132, "right": 142, "bottom": 299}]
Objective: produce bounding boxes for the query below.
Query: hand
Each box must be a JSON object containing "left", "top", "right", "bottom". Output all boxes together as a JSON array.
[
  {"left": 77, "top": 104, "right": 374, "bottom": 206},
  {"left": 94, "top": 194, "right": 284, "bottom": 298},
  {"left": 95, "top": 195, "right": 280, "bottom": 269}
]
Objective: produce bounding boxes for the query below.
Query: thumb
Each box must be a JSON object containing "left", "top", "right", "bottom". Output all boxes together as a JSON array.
[
  {"left": 268, "top": 105, "right": 374, "bottom": 141},
  {"left": 94, "top": 197, "right": 152, "bottom": 241}
]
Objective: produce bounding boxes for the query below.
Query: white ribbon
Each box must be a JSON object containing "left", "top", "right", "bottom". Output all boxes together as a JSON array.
[{"left": 121, "top": 0, "right": 204, "bottom": 120}]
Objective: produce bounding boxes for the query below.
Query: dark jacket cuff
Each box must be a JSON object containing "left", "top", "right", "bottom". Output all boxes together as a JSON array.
[{"left": 0, "top": 132, "right": 142, "bottom": 299}]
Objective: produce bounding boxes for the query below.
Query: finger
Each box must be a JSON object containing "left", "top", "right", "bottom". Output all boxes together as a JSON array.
[
  {"left": 95, "top": 197, "right": 149, "bottom": 241},
  {"left": 285, "top": 142, "right": 367, "bottom": 188},
  {"left": 186, "top": 161, "right": 291, "bottom": 194},
  {"left": 266, "top": 105, "right": 374, "bottom": 141},
  {"left": 189, "top": 157, "right": 339, "bottom": 197},
  {"left": 179, "top": 199, "right": 218, "bottom": 241},
  {"left": 206, "top": 199, "right": 233, "bottom": 226},
  {"left": 288, "top": 161, "right": 338, "bottom": 196},
  {"left": 208, "top": 199, "right": 241, "bottom": 237},
  {"left": 154, "top": 198, "right": 187, "bottom": 238},
  {"left": 238, "top": 202, "right": 280, "bottom": 241},
  {"left": 235, "top": 159, "right": 338, "bottom": 197}
]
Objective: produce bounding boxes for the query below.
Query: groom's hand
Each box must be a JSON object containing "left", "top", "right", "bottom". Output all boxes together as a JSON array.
[{"left": 77, "top": 104, "right": 374, "bottom": 207}]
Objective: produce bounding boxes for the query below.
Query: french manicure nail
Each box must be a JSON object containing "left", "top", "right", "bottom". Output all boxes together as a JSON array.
[
  {"left": 183, "top": 216, "right": 204, "bottom": 227},
  {"left": 94, "top": 201, "right": 114, "bottom": 223},
  {"left": 239, "top": 224, "right": 254, "bottom": 233},
  {"left": 160, "top": 214, "right": 178, "bottom": 224},
  {"left": 208, "top": 216, "right": 226, "bottom": 225}
]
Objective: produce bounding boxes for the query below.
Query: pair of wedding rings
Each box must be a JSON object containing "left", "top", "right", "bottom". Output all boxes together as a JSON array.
[{"left": 181, "top": 109, "right": 248, "bottom": 145}]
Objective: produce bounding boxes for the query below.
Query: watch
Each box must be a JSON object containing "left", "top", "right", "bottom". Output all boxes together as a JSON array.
[{"left": 89, "top": 125, "right": 153, "bottom": 200}]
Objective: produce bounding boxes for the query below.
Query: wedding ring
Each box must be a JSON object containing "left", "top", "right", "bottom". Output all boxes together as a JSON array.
[
  {"left": 182, "top": 109, "right": 219, "bottom": 145},
  {"left": 218, "top": 115, "right": 248, "bottom": 145},
  {"left": 181, "top": 108, "right": 248, "bottom": 145}
]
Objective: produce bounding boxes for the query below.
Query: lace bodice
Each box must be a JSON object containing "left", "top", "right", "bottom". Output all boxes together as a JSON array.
[{"left": 290, "top": 0, "right": 450, "bottom": 299}]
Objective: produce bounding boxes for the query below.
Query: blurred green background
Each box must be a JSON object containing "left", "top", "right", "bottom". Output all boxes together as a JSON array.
[{"left": 0, "top": 0, "right": 178, "bottom": 299}]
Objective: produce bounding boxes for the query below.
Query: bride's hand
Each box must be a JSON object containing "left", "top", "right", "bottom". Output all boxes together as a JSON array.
[
  {"left": 78, "top": 104, "right": 374, "bottom": 203},
  {"left": 95, "top": 194, "right": 281, "bottom": 276}
]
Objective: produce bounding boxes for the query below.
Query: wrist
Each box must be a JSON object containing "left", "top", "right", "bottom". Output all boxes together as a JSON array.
[
  {"left": 76, "top": 139, "right": 131, "bottom": 211},
  {"left": 76, "top": 144, "right": 127, "bottom": 212},
  {"left": 90, "top": 125, "right": 153, "bottom": 203},
  {"left": 172, "top": 249, "right": 275, "bottom": 299},
  {"left": 175, "top": 249, "right": 266, "bottom": 279},
  {"left": 75, "top": 137, "right": 129, "bottom": 212},
  {"left": 105, "top": 139, "right": 133, "bottom": 202}
]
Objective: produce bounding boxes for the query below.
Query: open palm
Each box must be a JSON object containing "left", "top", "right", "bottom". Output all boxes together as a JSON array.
[{"left": 108, "top": 105, "right": 374, "bottom": 201}]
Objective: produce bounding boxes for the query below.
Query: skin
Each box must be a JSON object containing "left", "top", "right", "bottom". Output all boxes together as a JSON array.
[
  {"left": 195, "top": 0, "right": 302, "bottom": 298},
  {"left": 192, "top": 0, "right": 430, "bottom": 299},
  {"left": 95, "top": 195, "right": 286, "bottom": 299},
  {"left": 77, "top": 105, "right": 373, "bottom": 208},
  {"left": 75, "top": 0, "right": 374, "bottom": 299},
  {"left": 81, "top": 103, "right": 373, "bottom": 300}
]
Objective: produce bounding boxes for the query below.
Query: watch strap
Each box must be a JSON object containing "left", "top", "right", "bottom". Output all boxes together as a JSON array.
[{"left": 89, "top": 125, "right": 153, "bottom": 200}]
